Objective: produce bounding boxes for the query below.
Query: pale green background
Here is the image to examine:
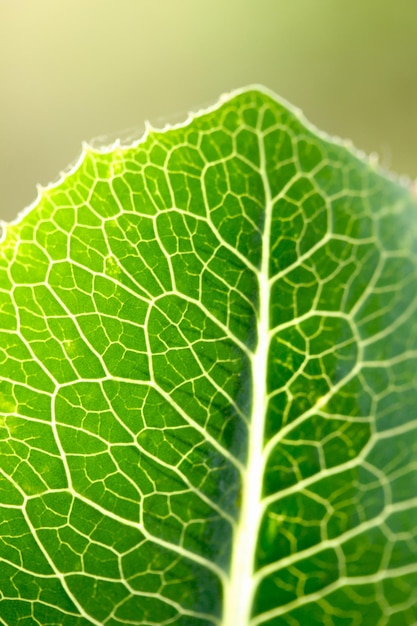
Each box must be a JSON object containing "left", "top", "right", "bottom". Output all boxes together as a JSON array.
[{"left": 1, "top": 0, "right": 416, "bottom": 221}]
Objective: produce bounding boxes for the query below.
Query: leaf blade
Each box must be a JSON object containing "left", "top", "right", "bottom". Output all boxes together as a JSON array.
[{"left": 0, "top": 87, "right": 416, "bottom": 625}]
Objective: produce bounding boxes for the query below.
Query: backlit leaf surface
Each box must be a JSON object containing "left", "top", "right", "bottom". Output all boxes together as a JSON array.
[{"left": 0, "top": 87, "right": 417, "bottom": 625}]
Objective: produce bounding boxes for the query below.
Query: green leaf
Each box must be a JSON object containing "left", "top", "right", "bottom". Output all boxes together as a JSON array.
[{"left": 1, "top": 86, "right": 417, "bottom": 625}]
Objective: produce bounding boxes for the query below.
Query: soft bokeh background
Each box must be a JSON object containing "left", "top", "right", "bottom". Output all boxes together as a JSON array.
[{"left": 1, "top": 0, "right": 416, "bottom": 221}]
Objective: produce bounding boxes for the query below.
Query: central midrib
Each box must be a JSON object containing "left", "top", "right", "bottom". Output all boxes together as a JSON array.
[{"left": 222, "top": 123, "right": 271, "bottom": 625}]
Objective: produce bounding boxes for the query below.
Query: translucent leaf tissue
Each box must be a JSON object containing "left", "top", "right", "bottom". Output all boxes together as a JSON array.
[{"left": 0, "top": 87, "right": 417, "bottom": 625}]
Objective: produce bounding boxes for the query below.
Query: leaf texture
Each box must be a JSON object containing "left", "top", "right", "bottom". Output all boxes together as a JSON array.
[{"left": 0, "top": 87, "right": 417, "bottom": 625}]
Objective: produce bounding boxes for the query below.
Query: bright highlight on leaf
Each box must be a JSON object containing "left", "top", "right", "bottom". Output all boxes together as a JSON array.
[{"left": 0, "top": 86, "right": 417, "bottom": 625}]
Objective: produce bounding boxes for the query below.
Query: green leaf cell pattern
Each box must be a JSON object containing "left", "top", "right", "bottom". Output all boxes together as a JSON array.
[{"left": 0, "top": 87, "right": 417, "bottom": 625}]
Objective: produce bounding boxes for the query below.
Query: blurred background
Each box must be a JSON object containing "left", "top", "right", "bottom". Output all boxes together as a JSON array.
[{"left": 1, "top": 0, "right": 416, "bottom": 221}]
